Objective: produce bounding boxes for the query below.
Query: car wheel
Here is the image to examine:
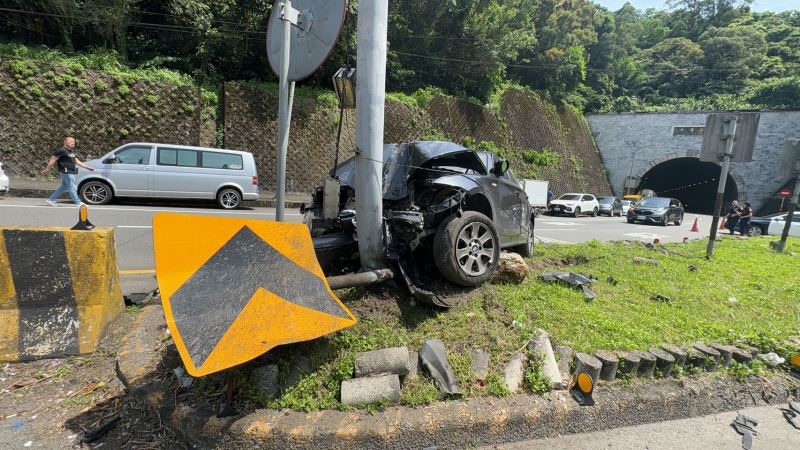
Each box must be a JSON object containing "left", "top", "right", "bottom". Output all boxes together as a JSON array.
[
  {"left": 572, "top": 207, "right": 581, "bottom": 218},
  {"left": 80, "top": 180, "right": 113, "bottom": 205},
  {"left": 627, "top": 218, "right": 636, "bottom": 224},
  {"left": 660, "top": 217, "right": 668, "bottom": 226},
  {"left": 675, "top": 214, "right": 683, "bottom": 226},
  {"left": 748, "top": 225, "right": 763, "bottom": 237},
  {"left": 217, "top": 188, "right": 242, "bottom": 209},
  {"left": 591, "top": 207, "right": 599, "bottom": 217},
  {"left": 433, "top": 211, "right": 500, "bottom": 287}
]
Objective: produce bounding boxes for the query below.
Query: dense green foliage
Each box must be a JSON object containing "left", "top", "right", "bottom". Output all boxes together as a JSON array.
[{"left": 0, "top": 0, "right": 797, "bottom": 111}]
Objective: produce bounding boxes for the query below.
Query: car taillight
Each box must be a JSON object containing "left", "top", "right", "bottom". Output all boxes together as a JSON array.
[{"left": 252, "top": 176, "right": 258, "bottom": 185}]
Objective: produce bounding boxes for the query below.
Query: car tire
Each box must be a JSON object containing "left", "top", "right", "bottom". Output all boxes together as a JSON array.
[
  {"left": 217, "top": 188, "right": 242, "bottom": 209},
  {"left": 660, "top": 217, "right": 668, "bottom": 226},
  {"left": 627, "top": 218, "right": 636, "bottom": 224},
  {"left": 748, "top": 225, "right": 763, "bottom": 237},
  {"left": 675, "top": 214, "right": 683, "bottom": 226},
  {"left": 591, "top": 207, "right": 599, "bottom": 217},
  {"left": 572, "top": 207, "right": 581, "bottom": 218},
  {"left": 433, "top": 211, "right": 500, "bottom": 287},
  {"left": 80, "top": 180, "right": 113, "bottom": 205}
]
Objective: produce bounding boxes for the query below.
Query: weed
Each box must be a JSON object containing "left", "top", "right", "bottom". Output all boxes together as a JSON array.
[
  {"left": 523, "top": 353, "right": 553, "bottom": 394},
  {"left": 146, "top": 94, "right": 159, "bottom": 106},
  {"left": 94, "top": 79, "right": 109, "bottom": 92},
  {"left": 126, "top": 305, "right": 142, "bottom": 314},
  {"left": 485, "top": 373, "right": 510, "bottom": 397},
  {"left": 118, "top": 84, "right": 130, "bottom": 97},
  {"left": 401, "top": 378, "right": 440, "bottom": 406},
  {"left": 30, "top": 86, "right": 42, "bottom": 98}
]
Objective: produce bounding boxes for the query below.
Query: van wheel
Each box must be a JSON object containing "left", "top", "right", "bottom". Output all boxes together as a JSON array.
[
  {"left": 434, "top": 211, "right": 500, "bottom": 287},
  {"left": 217, "top": 188, "right": 242, "bottom": 209},
  {"left": 80, "top": 180, "right": 113, "bottom": 205}
]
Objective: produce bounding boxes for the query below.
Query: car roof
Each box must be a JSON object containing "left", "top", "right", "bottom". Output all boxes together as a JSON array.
[{"left": 117, "top": 143, "right": 252, "bottom": 155}]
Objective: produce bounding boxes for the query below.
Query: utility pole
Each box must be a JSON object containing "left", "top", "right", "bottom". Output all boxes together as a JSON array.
[
  {"left": 776, "top": 176, "right": 799, "bottom": 253},
  {"left": 706, "top": 117, "right": 737, "bottom": 259},
  {"left": 354, "top": 0, "right": 388, "bottom": 269}
]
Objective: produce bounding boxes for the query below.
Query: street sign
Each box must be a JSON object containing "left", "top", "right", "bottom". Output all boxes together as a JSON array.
[
  {"left": 780, "top": 139, "right": 800, "bottom": 179},
  {"left": 153, "top": 214, "right": 357, "bottom": 377},
  {"left": 699, "top": 113, "right": 760, "bottom": 163},
  {"left": 781, "top": 189, "right": 792, "bottom": 199}
]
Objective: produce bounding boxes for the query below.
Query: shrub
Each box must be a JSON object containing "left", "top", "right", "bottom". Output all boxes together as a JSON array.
[{"left": 94, "top": 79, "right": 109, "bottom": 93}]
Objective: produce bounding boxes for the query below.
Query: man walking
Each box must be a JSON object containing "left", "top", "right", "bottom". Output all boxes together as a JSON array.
[{"left": 41, "top": 137, "right": 95, "bottom": 206}]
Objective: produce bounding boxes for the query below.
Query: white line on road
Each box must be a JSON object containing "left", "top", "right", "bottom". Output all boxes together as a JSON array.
[
  {"left": 0, "top": 203, "right": 302, "bottom": 216},
  {"left": 117, "top": 226, "right": 153, "bottom": 229},
  {"left": 534, "top": 228, "right": 578, "bottom": 231}
]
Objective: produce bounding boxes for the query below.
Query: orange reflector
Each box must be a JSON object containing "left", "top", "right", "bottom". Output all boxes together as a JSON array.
[
  {"left": 571, "top": 371, "right": 595, "bottom": 406},
  {"left": 577, "top": 372, "right": 593, "bottom": 394},
  {"left": 153, "top": 214, "right": 357, "bottom": 377},
  {"left": 71, "top": 205, "right": 95, "bottom": 231},
  {"left": 791, "top": 355, "right": 800, "bottom": 368}
]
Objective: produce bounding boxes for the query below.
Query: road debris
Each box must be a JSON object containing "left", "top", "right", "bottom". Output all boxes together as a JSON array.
[
  {"left": 173, "top": 367, "right": 194, "bottom": 389},
  {"left": 81, "top": 415, "right": 121, "bottom": 444},
  {"left": 758, "top": 353, "right": 785, "bottom": 368},
  {"left": 731, "top": 413, "right": 759, "bottom": 450},
  {"left": 781, "top": 402, "right": 800, "bottom": 430},
  {"left": 650, "top": 294, "right": 672, "bottom": 304},
  {"left": 540, "top": 272, "right": 597, "bottom": 299},
  {"left": 419, "top": 340, "right": 461, "bottom": 395}
]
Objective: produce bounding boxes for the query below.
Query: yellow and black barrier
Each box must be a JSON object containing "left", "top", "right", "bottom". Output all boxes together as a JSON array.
[{"left": 0, "top": 226, "right": 124, "bottom": 362}]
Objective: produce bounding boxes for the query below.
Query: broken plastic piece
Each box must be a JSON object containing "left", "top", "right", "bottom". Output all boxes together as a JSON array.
[
  {"left": 540, "top": 272, "right": 597, "bottom": 299},
  {"left": 419, "top": 339, "right": 461, "bottom": 395}
]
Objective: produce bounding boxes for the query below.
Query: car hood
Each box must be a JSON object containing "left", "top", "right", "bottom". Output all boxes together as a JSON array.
[
  {"left": 333, "top": 141, "right": 486, "bottom": 201},
  {"left": 550, "top": 199, "right": 580, "bottom": 206}
]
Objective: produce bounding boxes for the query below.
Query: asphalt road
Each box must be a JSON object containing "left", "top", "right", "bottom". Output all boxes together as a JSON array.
[
  {"left": 0, "top": 197, "right": 303, "bottom": 294},
  {"left": 0, "top": 197, "right": 716, "bottom": 294}
]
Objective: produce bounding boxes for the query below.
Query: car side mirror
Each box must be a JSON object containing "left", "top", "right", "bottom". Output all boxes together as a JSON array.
[
  {"left": 103, "top": 155, "right": 118, "bottom": 164},
  {"left": 493, "top": 159, "right": 509, "bottom": 176}
]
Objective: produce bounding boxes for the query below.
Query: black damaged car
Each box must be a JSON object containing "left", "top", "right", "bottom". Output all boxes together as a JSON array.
[{"left": 303, "top": 141, "right": 534, "bottom": 298}]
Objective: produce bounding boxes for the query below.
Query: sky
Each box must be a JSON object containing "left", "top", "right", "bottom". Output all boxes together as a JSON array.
[{"left": 593, "top": 0, "right": 797, "bottom": 13}]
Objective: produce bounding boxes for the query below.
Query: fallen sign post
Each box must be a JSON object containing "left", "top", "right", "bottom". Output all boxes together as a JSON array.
[
  {"left": 700, "top": 113, "right": 760, "bottom": 259},
  {"left": 153, "top": 214, "right": 357, "bottom": 377},
  {"left": 776, "top": 139, "right": 800, "bottom": 253}
]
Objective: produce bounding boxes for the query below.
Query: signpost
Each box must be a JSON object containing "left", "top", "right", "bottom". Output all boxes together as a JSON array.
[
  {"left": 780, "top": 188, "right": 791, "bottom": 212},
  {"left": 701, "top": 113, "right": 760, "bottom": 259},
  {"left": 776, "top": 139, "right": 800, "bottom": 253}
]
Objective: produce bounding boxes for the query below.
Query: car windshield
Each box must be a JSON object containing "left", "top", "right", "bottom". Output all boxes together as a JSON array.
[
  {"left": 558, "top": 194, "right": 581, "bottom": 201},
  {"left": 640, "top": 198, "right": 670, "bottom": 208},
  {"left": 598, "top": 197, "right": 614, "bottom": 204},
  {"left": 622, "top": 201, "right": 631, "bottom": 206}
]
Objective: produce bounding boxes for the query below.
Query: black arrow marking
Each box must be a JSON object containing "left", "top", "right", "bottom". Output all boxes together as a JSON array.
[{"left": 170, "top": 226, "right": 350, "bottom": 369}]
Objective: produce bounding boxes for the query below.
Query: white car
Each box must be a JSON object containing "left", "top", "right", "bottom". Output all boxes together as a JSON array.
[
  {"left": 768, "top": 213, "right": 800, "bottom": 237},
  {"left": 549, "top": 193, "right": 600, "bottom": 217},
  {"left": 621, "top": 200, "right": 633, "bottom": 215},
  {"left": 0, "top": 162, "right": 9, "bottom": 194}
]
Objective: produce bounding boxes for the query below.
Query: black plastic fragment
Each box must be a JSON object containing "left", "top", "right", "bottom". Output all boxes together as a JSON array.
[
  {"left": 81, "top": 415, "right": 121, "bottom": 444},
  {"left": 419, "top": 339, "right": 461, "bottom": 395},
  {"left": 540, "top": 272, "right": 598, "bottom": 299}
]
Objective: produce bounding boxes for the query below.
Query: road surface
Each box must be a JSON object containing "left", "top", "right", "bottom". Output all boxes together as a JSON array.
[{"left": 534, "top": 212, "right": 713, "bottom": 244}]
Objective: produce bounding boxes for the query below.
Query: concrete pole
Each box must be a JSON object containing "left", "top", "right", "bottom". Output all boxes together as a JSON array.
[
  {"left": 776, "top": 176, "right": 800, "bottom": 253},
  {"left": 706, "top": 118, "right": 737, "bottom": 259},
  {"left": 275, "top": 0, "right": 293, "bottom": 222},
  {"left": 355, "top": 0, "right": 388, "bottom": 269}
]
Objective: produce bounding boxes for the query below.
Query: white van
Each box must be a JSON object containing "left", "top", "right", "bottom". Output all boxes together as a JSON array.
[{"left": 77, "top": 143, "right": 259, "bottom": 209}]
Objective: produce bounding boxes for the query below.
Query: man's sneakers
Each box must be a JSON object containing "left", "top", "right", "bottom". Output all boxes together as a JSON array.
[{"left": 46, "top": 199, "right": 58, "bottom": 207}]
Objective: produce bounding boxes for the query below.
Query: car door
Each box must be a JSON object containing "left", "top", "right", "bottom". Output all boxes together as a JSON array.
[
  {"left": 498, "top": 169, "right": 527, "bottom": 240},
  {"left": 582, "top": 195, "right": 595, "bottom": 213},
  {"left": 153, "top": 146, "right": 209, "bottom": 199},
  {"left": 99, "top": 144, "right": 154, "bottom": 196}
]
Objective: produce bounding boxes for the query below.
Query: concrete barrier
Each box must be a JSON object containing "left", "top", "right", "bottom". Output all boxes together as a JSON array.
[{"left": 0, "top": 226, "right": 124, "bottom": 361}]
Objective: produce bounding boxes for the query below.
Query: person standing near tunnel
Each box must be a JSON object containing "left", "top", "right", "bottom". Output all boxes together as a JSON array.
[
  {"left": 739, "top": 202, "right": 753, "bottom": 237},
  {"left": 726, "top": 200, "right": 741, "bottom": 235}
]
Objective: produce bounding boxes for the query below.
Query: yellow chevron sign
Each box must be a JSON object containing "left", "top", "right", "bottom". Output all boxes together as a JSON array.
[{"left": 154, "top": 214, "right": 357, "bottom": 377}]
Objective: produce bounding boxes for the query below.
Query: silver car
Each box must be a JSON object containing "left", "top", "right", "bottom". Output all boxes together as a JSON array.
[{"left": 77, "top": 143, "right": 259, "bottom": 209}]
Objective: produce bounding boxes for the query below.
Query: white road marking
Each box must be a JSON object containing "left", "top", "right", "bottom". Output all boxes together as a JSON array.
[
  {"left": 534, "top": 228, "right": 578, "bottom": 231},
  {"left": 541, "top": 221, "right": 585, "bottom": 226},
  {"left": 117, "top": 226, "right": 153, "bottom": 229},
  {"left": 0, "top": 203, "right": 301, "bottom": 216}
]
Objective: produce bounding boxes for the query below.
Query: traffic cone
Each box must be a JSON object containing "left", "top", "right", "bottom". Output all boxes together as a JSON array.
[
  {"left": 719, "top": 219, "right": 727, "bottom": 230},
  {"left": 691, "top": 218, "right": 700, "bottom": 233}
]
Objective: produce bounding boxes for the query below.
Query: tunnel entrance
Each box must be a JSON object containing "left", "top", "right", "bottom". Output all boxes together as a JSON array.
[{"left": 638, "top": 157, "right": 739, "bottom": 215}]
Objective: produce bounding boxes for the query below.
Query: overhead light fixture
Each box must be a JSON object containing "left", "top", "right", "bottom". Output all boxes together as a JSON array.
[{"left": 333, "top": 67, "right": 356, "bottom": 109}]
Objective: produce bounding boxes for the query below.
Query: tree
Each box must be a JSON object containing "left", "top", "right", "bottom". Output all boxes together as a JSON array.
[
  {"left": 699, "top": 25, "right": 767, "bottom": 83},
  {"left": 642, "top": 37, "right": 705, "bottom": 97}
]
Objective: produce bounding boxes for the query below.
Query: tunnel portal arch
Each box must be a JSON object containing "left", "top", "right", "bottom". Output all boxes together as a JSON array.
[{"left": 636, "top": 157, "right": 744, "bottom": 215}]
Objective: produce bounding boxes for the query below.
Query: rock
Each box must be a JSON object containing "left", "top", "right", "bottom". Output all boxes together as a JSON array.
[
  {"left": 471, "top": 349, "right": 490, "bottom": 381},
  {"left": 662, "top": 345, "right": 688, "bottom": 369},
  {"left": 616, "top": 351, "right": 641, "bottom": 377},
  {"left": 504, "top": 353, "right": 526, "bottom": 393},
  {"left": 574, "top": 353, "right": 602, "bottom": 384},
  {"left": 251, "top": 365, "right": 279, "bottom": 398},
  {"left": 633, "top": 257, "right": 660, "bottom": 266},
  {"left": 711, "top": 344, "right": 736, "bottom": 368},
  {"left": 354, "top": 347, "right": 410, "bottom": 378},
  {"left": 407, "top": 351, "right": 419, "bottom": 380},
  {"left": 693, "top": 343, "right": 721, "bottom": 372},
  {"left": 173, "top": 367, "right": 194, "bottom": 389},
  {"left": 282, "top": 355, "right": 312, "bottom": 393},
  {"left": 685, "top": 347, "right": 705, "bottom": 369},
  {"left": 340, "top": 374, "right": 401, "bottom": 406},
  {"left": 633, "top": 350, "right": 656, "bottom": 378},
  {"left": 594, "top": 350, "right": 619, "bottom": 382},
  {"left": 491, "top": 252, "right": 529, "bottom": 284},
  {"left": 554, "top": 346, "right": 574, "bottom": 388},
  {"left": 648, "top": 348, "right": 676, "bottom": 378},
  {"left": 731, "top": 347, "right": 754, "bottom": 365},
  {"left": 528, "top": 330, "right": 563, "bottom": 388}
]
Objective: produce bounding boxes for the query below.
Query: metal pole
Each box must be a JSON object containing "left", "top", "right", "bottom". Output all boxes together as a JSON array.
[
  {"left": 354, "top": 0, "right": 388, "bottom": 269},
  {"left": 776, "top": 176, "right": 800, "bottom": 253},
  {"left": 275, "top": 0, "right": 293, "bottom": 222},
  {"left": 706, "top": 117, "right": 737, "bottom": 259}
]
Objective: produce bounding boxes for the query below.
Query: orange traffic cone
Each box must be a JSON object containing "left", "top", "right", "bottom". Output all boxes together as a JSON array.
[
  {"left": 691, "top": 218, "right": 700, "bottom": 232},
  {"left": 719, "top": 218, "right": 727, "bottom": 230}
]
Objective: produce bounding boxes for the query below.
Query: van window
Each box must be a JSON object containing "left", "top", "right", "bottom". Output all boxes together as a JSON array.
[
  {"left": 158, "top": 148, "right": 199, "bottom": 168},
  {"left": 202, "top": 152, "right": 244, "bottom": 170},
  {"left": 116, "top": 146, "right": 151, "bottom": 165}
]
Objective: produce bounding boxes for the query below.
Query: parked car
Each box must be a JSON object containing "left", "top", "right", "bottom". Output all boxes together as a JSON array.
[
  {"left": 597, "top": 196, "right": 623, "bottom": 216},
  {"left": 76, "top": 143, "right": 259, "bottom": 209},
  {"left": 549, "top": 193, "right": 600, "bottom": 217},
  {"left": 303, "top": 141, "right": 534, "bottom": 288},
  {"left": 627, "top": 197, "right": 684, "bottom": 226},
  {"left": 732, "top": 214, "right": 779, "bottom": 236},
  {"left": 0, "top": 161, "right": 8, "bottom": 195},
  {"left": 621, "top": 200, "right": 633, "bottom": 215},
  {"left": 767, "top": 213, "right": 800, "bottom": 237}
]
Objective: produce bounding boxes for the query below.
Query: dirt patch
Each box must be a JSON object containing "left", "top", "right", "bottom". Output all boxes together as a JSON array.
[{"left": 0, "top": 309, "right": 187, "bottom": 449}]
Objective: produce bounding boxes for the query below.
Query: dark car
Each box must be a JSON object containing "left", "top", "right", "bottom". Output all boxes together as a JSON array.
[
  {"left": 597, "top": 196, "right": 623, "bottom": 217},
  {"left": 627, "top": 197, "right": 684, "bottom": 226},
  {"left": 734, "top": 213, "right": 781, "bottom": 237},
  {"left": 304, "top": 141, "right": 534, "bottom": 290}
]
